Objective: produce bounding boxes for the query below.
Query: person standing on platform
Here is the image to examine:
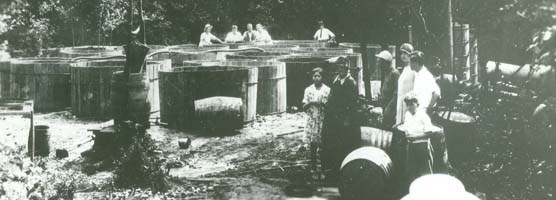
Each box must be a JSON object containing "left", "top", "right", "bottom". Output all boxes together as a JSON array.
[
  {"left": 255, "top": 23, "right": 273, "bottom": 44},
  {"left": 224, "top": 25, "right": 243, "bottom": 43},
  {"left": 199, "top": 24, "right": 223, "bottom": 47},
  {"left": 396, "top": 43, "right": 415, "bottom": 125},
  {"left": 302, "top": 67, "right": 330, "bottom": 181},
  {"left": 313, "top": 20, "right": 335, "bottom": 42},
  {"left": 243, "top": 23, "right": 257, "bottom": 42},
  {"left": 320, "top": 57, "right": 361, "bottom": 185},
  {"left": 376, "top": 50, "right": 399, "bottom": 130}
]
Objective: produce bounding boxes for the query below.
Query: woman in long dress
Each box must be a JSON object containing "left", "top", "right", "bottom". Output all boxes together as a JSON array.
[{"left": 302, "top": 67, "right": 330, "bottom": 177}]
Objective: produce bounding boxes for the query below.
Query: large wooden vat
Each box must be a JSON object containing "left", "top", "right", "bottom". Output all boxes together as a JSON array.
[
  {"left": 278, "top": 56, "right": 340, "bottom": 108},
  {"left": 59, "top": 46, "right": 123, "bottom": 58},
  {"left": 194, "top": 96, "right": 243, "bottom": 132},
  {"left": 340, "top": 146, "right": 392, "bottom": 200},
  {"left": 159, "top": 66, "right": 258, "bottom": 130},
  {"left": 226, "top": 51, "right": 291, "bottom": 61},
  {"left": 292, "top": 47, "right": 353, "bottom": 54},
  {"left": 111, "top": 71, "right": 150, "bottom": 126},
  {"left": 166, "top": 44, "right": 228, "bottom": 65},
  {"left": 339, "top": 43, "right": 381, "bottom": 81},
  {"left": 9, "top": 58, "right": 72, "bottom": 112},
  {"left": 0, "top": 60, "right": 10, "bottom": 98},
  {"left": 273, "top": 40, "right": 330, "bottom": 48},
  {"left": 70, "top": 60, "right": 124, "bottom": 119},
  {"left": 192, "top": 60, "right": 286, "bottom": 115}
]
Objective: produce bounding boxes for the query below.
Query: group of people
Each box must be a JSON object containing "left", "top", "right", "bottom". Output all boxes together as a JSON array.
[
  {"left": 301, "top": 42, "right": 448, "bottom": 186},
  {"left": 199, "top": 23, "right": 273, "bottom": 46},
  {"left": 199, "top": 20, "right": 337, "bottom": 47}
]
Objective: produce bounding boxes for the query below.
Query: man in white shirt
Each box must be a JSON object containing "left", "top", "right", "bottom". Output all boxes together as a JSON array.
[
  {"left": 243, "top": 23, "right": 257, "bottom": 42},
  {"left": 199, "top": 24, "right": 223, "bottom": 47},
  {"left": 255, "top": 23, "right": 273, "bottom": 44},
  {"left": 410, "top": 51, "right": 440, "bottom": 114},
  {"left": 313, "top": 20, "right": 335, "bottom": 42},
  {"left": 225, "top": 25, "right": 243, "bottom": 43}
]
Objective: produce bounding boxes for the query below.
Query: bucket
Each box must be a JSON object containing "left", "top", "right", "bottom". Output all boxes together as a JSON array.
[{"left": 433, "top": 110, "right": 477, "bottom": 164}]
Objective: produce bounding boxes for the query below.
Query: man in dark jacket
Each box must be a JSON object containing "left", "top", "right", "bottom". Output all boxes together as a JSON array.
[
  {"left": 377, "top": 50, "right": 399, "bottom": 130},
  {"left": 320, "top": 57, "right": 361, "bottom": 185}
]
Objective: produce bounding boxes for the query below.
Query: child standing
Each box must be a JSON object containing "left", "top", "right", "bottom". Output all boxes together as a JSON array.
[{"left": 302, "top": 67, "right": 330, "bottom": 178}]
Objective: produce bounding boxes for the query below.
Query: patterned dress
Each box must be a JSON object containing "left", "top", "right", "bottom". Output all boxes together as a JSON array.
[{"left": 302, "top": 84, "right": 330, "bottom": 143}]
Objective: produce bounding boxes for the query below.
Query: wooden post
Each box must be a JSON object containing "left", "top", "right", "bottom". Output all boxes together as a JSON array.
[
  {"left": 140, "top": 0, "right": 146, "bottom": 45},
  {"left": 448, "top": 0, "right": 455, "bottom": 86},
  {"left": 408, "top": 25, "right": 413, "bottom": 43}
]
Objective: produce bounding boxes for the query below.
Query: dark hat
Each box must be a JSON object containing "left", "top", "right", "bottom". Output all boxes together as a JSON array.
[{"left": 410, "top": 51, "right": 425, "bottom": 64}]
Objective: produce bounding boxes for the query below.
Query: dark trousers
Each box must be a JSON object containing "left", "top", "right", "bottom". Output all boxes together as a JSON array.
[{"left": 320, "top": 121, "right": 361, "bottom": 184}]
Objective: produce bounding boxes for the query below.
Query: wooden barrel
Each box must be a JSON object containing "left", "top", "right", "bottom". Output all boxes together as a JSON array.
[
  {"left": 159, "top": 66, "right": 257, "bottom": 129},
  {"left": 237, "top": 44, "right": 299, "bottom": 52},
  {"left": 194, "top": 96, "right": 243, "bottom": 132},
  {"left": 433, "top": 110, "right": 477, "bottom": 165},
  {"left": 360, "top": 126, "right": 393, "bottom": 151},
  {"left": 111, "top": 71, "right": 151, "bottom": 126},
  {"left": 299, "top": 52, "right": 365, "bottom": 96},
  {"left": 196, "top": 60, "right": 286, "bottom": 115},
  {"left": 227, "top": 51, "right": 291, "bottom": 61},
  {"left": 340, "top": 146, "right": 392, "bottom": 200},
  {"left": 70, "top": 60, "right": 124, "bottom": 119},
  {"left": 292, "top": 47, "right": 353, "bottom": 54},
  {"left": 9, "top": 58, "right": 71, "bottom": 112},
  {"left": 59, "top": 46, "right": 123, "bottom": 58},
  {"left": 158, "top": 44, "right": 229, "bottom": 65},
  {"left": 339, "top": 43, "right": 381, "bottom": 80},
  {"left": 0, "top": 60, "right": 10, "bottom": 98},
  {"left": 273, "top": 40, "right": 330, "bottom": 48},
  {"left": 28, "top": 125, "right": 50, "bottom": 157},
  {"left": 278, "top": 56, "right": 340, "bottom": 108}
]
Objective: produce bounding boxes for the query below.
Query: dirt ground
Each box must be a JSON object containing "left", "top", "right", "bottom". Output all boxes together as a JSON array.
[{"left": 0, "top": 95, "right": 554, "bottom": 200}]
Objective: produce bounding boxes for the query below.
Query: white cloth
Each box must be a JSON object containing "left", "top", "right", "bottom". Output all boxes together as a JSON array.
[
  {"left": 333, "top": 74, "right": 351, "bottom": 85},
  {"left": 199, "top": 32, "right": 220, "bottom": 47},
  {"left": 396, "top": 65, "right": 416, "bottom": 124},
  {"left": 302, "top": 84, "right": 331, "bottom": 143},
  {"left": 302, "top": 84, "right": 331, "bottom": 105},
  {"left": 313, "top": 28, "right": 335, "bottom": 41},
  {"left": 225, "top": 31, "right": 243, "bottom": 43},
  {"left": 398, "top": 110, "right": 440, "bottom": 139},
  {"left": 413, "top": 66, "right": 441, "bottom": 111},
  {"left": 255, "top": 29, "right": 273, "bottom": 44}
]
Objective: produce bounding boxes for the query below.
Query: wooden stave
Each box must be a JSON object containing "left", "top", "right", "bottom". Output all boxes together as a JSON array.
[
  {"left": 0, "top": 60, "right": 11, "bottom": 98},
  {"left": 111, "top": 71, "right": 151, "bottom": 126}
]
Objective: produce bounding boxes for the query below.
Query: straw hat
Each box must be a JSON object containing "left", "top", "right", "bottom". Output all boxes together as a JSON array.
[{"left": 400, "top": 43, "right": 414, "bottom": 54}]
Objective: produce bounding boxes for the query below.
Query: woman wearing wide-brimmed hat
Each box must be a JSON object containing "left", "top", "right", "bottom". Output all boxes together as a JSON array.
[{"left": 199, "top": 24, "right": 223, "bottom": 47}]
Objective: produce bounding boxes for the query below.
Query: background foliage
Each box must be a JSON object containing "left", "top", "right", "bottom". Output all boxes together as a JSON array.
[{"left": 0, "top": 0, "right": 555, "bottom": 64}]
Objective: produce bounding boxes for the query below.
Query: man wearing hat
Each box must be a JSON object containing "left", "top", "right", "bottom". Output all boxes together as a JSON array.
[
  {"left": 377, "top": 50, "right": 399, "bottom": 129},
  {"left": 199, "top": 24, "right": 223, "bottom": 47},
  {"left": 320, "top": 57, "right": 361, "bottom": 185},
  {"left": 313, "top": 20, "right": 335, "bottom": 42},
  {"left": 396, "top": 43, "right": 416, "bottom": 125}
]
